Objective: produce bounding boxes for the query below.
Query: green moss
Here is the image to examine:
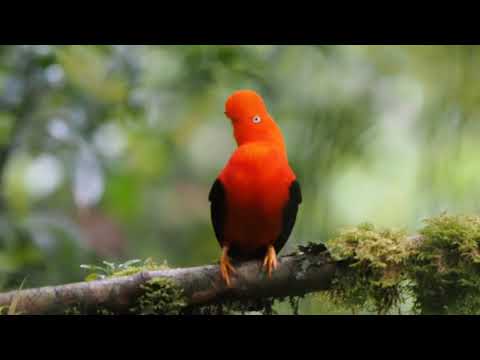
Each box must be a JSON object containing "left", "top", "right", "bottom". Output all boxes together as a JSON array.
[
  {"left": 63, "top": 304, "right": 117, "bottom": 315},
  {"left": 326, "top": 223, "right": 412, "bottom": 314},
  {"left": 408, "top": 214, "right": 480, "bottom": 314},
  {"left": 131, "top": 277, "right": 186, "bottom": 315},
  {"left": 186, "top": 298, "right": 277, "bottom": 315},
  {"left": 324, "top": 215, "right": 480, "bottom": 315},
  {"left": 96, "top": 307, "right": 115, "bottom": 315},
  {"left": 64, "top": 306, "right": 81, "bottom": 315}
]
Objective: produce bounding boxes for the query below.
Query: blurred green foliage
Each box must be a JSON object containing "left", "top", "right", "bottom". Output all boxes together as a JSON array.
[{"left": 1, "top": 45, "right": 480, "bottom": 314}]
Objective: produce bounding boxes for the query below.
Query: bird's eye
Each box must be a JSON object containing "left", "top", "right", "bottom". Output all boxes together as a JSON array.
[{"left": 252, "top": 115, "right": 261, "bottom": 124}]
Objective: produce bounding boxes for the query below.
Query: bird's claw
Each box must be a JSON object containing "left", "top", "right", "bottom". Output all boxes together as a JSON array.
[
  {"left": 263, "top": 245, "right": 278, "bottom": 279},
  {"left": 220, "top": 247, "right": 236, "bottom": 287}
]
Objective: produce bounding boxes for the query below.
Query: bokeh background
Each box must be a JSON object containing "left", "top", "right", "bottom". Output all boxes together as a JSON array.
[{"left": 1, "top": 45, "right": 479, "bottom": 314}]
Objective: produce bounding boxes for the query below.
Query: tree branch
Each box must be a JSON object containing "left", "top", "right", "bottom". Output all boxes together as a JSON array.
[{"left": 0, "top": 250, "right": 337, "bottom": 315}]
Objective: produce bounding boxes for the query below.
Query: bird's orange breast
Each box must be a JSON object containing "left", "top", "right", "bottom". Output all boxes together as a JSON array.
[{"left": 218, "top": 142, "right": 296, "bottom": 255}]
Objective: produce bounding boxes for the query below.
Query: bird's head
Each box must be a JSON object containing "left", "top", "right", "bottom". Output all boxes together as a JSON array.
[{"left": 224, "top": 90, "right": 286, "bottom": 153}]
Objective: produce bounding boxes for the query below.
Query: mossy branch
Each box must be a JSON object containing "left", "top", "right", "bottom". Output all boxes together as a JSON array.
[
  {"left": 0, "top": 250, "right": 337, "bottom": 315},
  {"left": 2, "top": 213, "right": 480, "bottom": 315}
]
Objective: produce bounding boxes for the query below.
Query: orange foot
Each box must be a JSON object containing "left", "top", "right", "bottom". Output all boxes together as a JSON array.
[
  {"left": 263, "top": 245, "right": 278, "bottom": 278},
  {"left": 220, "top": 246, "right": 236, "bottom": 287}
]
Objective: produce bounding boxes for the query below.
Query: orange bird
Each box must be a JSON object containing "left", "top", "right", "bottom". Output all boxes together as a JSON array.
[{"left": 209, "top": 90, "right": 302, "bottom": 286}]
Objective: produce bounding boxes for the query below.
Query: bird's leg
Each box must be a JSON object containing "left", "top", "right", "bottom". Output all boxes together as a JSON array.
[
  {"left": 220, "top": 246, "right": 236, "bottom": 287},
  {"left": 263, "top": 245, "right": 278, "bottom": 278}
]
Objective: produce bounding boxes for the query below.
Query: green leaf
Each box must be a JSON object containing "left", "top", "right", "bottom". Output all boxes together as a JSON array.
[
  {"left": 119, "top": 259, "right": 142, "bottom": 269},
  {"left": 102, "top": 261, "right": 116, "bottom": 270},
  {"left": 85, "top": 273, "right": 100, "bottom": 282}
]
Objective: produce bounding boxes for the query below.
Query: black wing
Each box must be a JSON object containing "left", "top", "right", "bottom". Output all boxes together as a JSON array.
[
  {"left": 209, "top": 178, "right": 226, "bottom": 248},
  {"left": 274, "top": 180, "right": 302, "bottom": 254}
]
